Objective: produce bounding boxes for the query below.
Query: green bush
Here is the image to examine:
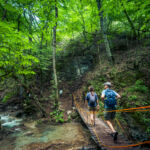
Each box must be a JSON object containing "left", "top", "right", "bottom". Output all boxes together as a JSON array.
[
  {"left": 135, "top": 80, "right": 144, "bottom": 85},
  {"left": 135, "top": 86, "right": 148, "bottom": 93},
  {"left": 2, "top": 92, "right": 15, "bottom": 103},
  {"left": 120, "top": 83, "right": 127, "bottom": 88},
  {"left": 127, "top": 80, "right": 148, "bottom": 93},
  {"left": 122, "top": 92, "right": 127, "bottom": 98},
  {"left": 128, "top": 95, "right": 137, "bottom": 101},
  {"left": 2, "top": 94, "right": 12, "bottom": 103},
  {"left": 146, "top": 128, "right": 150, "bottom": 134},
  {"left": 50, "top": 109, "right": 64, "bottom": 123}
]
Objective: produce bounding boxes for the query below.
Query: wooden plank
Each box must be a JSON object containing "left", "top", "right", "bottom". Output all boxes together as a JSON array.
[{"left": 75, "top": 104, "right": 103, "bottom": 148}]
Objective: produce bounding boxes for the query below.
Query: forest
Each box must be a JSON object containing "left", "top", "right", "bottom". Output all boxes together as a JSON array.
[{"left": 0, "top": 0, "right": 150, "bottom": 150}]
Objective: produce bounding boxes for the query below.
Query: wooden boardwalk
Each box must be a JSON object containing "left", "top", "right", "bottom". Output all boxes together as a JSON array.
[{"left": 73, "top": 95, "right": 141, "bottom": 150}]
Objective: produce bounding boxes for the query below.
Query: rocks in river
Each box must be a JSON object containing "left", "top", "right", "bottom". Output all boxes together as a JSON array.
[
  {"left": 67, "top": 110, "right": 79, "bottom": 119},
  {"left": 22, "top": 140, "right": 97, "bottom": 150},
  {"left": 15, "top": 110, "right": 24, "bottom": 118},
  {"left": 71, "top": 111, "right": 79, "bottom": 120},
  {"left": 24, "top": 121, "right": 37, "bottom": 129},
  {"left": 0, "top": 127, "right": 15, "bottom": 141},
  {"left": 0, "top": 114, "right": 22, "bottom": 141},
  {"left": 22, "top": 140, "right": 68, "bottom": 150},
  {"left": 67, "top": 110, "right": 72, "bottom": 115},
  {"left": 78, "top": 146, "right": 98, "bottom": 150},
  {"left": 23, "top": 131, "right": 34, "bottom": 136},
  {"left": 0, "top": 114, "right": 23, "bottom": 129},
  {"left": 1, "top": 122, "right": 94, "bottom": 150}
]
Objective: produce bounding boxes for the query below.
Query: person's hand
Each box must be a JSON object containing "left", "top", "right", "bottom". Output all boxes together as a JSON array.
[{"left": 97, "top": 105, "right": 100, "bottom": 110}]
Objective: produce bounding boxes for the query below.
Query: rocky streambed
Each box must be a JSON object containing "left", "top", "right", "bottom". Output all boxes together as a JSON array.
[{"left": 0, "top": 113, "right": 97, "bottom": 150}]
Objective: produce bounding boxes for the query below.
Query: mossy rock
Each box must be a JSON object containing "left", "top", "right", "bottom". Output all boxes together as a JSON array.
[{"left": 71, "top": 111, "right": 79, "bottom": 119}]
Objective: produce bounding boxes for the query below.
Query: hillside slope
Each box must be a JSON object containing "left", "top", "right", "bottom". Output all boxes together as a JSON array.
[{"left": 75, "top": 46, "right": 150, "bottom": 142}]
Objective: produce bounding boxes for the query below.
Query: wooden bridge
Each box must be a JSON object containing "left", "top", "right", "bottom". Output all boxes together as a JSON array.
[{"left": 73, "top": 94, "right": 149, "bottom": 150}]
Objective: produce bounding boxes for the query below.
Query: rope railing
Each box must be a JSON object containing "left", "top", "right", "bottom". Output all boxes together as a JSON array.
[
  {"left": 103, "top": 105, "right": 150, "bottom": 113},
  {"left": 74, "top": 94, "right": 150, "bottom": 113},
  {"left": 73, "top": 94, "right": 150, "bottom": 149}
]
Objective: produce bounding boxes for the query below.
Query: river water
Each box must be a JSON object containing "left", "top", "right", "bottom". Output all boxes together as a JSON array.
[
  {"left": 1, "top": 113, "right": 150, "bottom": 150},
  {"left": 0, "top": 113, "right": 96, "bottom": 150}
]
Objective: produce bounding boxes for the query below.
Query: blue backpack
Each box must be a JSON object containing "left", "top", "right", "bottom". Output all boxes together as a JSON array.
[{"left": 104, "top": 89, "right": 117, "bottom": 108}]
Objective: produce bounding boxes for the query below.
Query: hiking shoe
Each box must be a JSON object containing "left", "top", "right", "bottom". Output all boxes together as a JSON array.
[
  {"left": 110, "top": 132, "right": 118, "bottom": 142},
  {"left": 113, "top": 132, "right": 118, "bottom": 142}
]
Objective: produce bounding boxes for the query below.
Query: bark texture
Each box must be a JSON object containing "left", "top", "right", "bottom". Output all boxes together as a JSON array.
[
  {"left": 52, "top": 0, "right": 59, "bottom": 106},
  {"left": 96, "top": 0, "right": 114, "bottom": 63}
]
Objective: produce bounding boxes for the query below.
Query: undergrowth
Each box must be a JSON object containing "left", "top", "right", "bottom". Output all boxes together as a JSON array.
[
  {"left": 50, "top": 109, "right": 64, "bottom": 123},
  {"left": 82, "top": 67, "right": 150, "bottom": 140}
]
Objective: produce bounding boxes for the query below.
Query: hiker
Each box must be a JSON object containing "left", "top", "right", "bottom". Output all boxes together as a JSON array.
[
  {"left": 101, "top": 82, "right": 121, "bottom": 142},
  {"left": 86, "top": 86, "right": 99, "bottom": 126}
]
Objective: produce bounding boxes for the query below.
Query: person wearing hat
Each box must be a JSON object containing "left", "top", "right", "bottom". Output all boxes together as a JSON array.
[{"left": 101, "top": 82, "right": 121, "bottom": 142}]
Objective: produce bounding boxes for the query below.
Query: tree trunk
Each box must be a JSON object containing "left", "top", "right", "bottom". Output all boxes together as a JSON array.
[
  {"left": 120, "top": 0, "right": 137, "bottom": 38},
  {"left": 52, "top": 0, "right": 59, "bottom": 107},
  {"left": 96, "top": 0, "right": 114, "bottom": 64},
  {"left": 79, "top": 0, "right": 87, "bottom": 45},
  {"left": 97, "top": 45, "right": 101, "bottom": 61}
]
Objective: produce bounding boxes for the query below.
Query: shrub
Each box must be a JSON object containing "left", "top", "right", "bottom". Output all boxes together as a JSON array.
[
  {"left": 127, "top": 80, "right": 149, "bottom": 93},
  {"left": 2, "top": 91, "right": 15, "bottom": 103},
  {"left": 135, "top": 80, "right": 144, "bottom": 85},
  {"left": 122, "top": 92, "right": 127, "bottom": 98},
  {"left": 50, "top": 109, "right": 64, "bottom": 123},
  {"left": 128, "top": 95, "right": 137, "bottom": 101}
]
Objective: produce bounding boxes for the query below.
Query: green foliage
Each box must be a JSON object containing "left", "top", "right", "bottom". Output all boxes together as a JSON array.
[
  {"left": 0, "top": 21, "right": 39, "bottom": 78},
  {"left": 135, "top": 80, "right": 144, "bottom": 85},
  {"left": 122, "top": 92, "right": 127, "bottom": 98},
  {"left": 128, "top": 95, "right": 137, "bottom": 101},
  {"left": 23, "top": 99, "right": 37, "bottom": 114},
  {"left": 2, "top": 92, "right": 14, "bottom": 103},
  {"left": 146, "top": 128, "right": 150, "bottom": 134},
  {"left": 119, "top": 83, "right": 127, "bottom": 88},
  {"left": 50, "top": 109, "right": 64, "bottom": 123},
  {"left": 127, "top": 80, "right": 149, "bottom": 93}
]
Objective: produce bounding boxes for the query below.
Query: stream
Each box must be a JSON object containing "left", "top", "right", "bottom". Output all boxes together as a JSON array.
[
  {"left": 1, "top": 113, "right": 150, "bottom": 150},
  {"left": 0, "top": 113, "right": 96, "bottom": 150}
]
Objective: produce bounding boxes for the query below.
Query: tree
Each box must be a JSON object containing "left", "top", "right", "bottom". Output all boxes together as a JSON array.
[
  {"left": 52, "top": 0, "right": 59, "bottom": 107},
  {"left": 96, "top": 0, "right": 114, "bottom": 63},
  {"left": 120, "top": 0, "right": 137, "bottom": 38}
]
